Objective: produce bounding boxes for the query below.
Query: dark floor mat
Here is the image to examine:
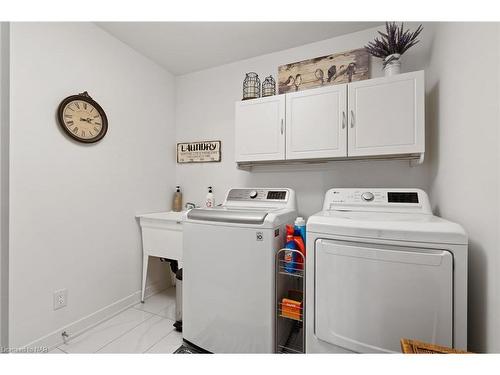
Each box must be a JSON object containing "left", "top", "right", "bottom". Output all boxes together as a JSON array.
[{"left": 173, "top": 343, "right": 206, "bottom": 354}]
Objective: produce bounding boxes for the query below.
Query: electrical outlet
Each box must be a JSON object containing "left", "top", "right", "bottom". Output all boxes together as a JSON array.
[{"left": 53, "top": 289, "right": 68, "bottom": 310}]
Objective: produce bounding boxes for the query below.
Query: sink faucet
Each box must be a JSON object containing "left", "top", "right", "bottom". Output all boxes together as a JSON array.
[{"left": 185, "top": 202, "right": 196, "bottom": 210}]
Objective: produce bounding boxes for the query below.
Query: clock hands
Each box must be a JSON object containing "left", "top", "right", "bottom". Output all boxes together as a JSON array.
[{"left": 79, "top": 117, "right": 95, "bottom": 124}]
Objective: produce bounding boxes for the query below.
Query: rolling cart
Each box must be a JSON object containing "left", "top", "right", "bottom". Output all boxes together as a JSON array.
[{"left": 275, "top": 248, "right": 305, "bottom": 353}]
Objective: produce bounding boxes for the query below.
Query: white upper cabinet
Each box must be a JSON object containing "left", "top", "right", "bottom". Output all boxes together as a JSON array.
[
  {"left": 285, "top": 84, "right": 347, "bottom": 160},
  {"left": 347, "top": 71, "right": 424, "bottom": 157},
  {"left": 234, "top": 70, "right": 425, "bottom": 164},
  {"left": 235, "top": 95, "right": 285, "bottom": 162}
]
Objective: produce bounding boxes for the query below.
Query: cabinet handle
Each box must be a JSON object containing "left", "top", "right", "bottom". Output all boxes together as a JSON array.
[
  {"left": 350, "top": 110, "right": 355, "bottom": 128},
  {"left": 280, "top": 119, "right": 284, "bottom": 135},
  {"left": 342, "top": 111, "right": 346, "bottom": 129}
]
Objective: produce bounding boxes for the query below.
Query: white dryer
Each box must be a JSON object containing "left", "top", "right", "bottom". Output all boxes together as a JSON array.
[
  {"left": 183, "top": 188, "right": 297, "bottom": 353},
  {"left": 306, "top": 188, "right": 467, "bottom": 353}
]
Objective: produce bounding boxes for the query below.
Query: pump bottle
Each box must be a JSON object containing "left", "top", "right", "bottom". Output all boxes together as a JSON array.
[
  {"left": 205, "top": 186, "right": 215, "bottom": 208},
  {"left": 172, "top": 186, "right": 183, "bottom": 212}
]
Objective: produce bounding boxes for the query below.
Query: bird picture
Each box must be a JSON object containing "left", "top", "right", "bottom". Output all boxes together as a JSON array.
[
  {"left": 315, "top": 69, "right": 324, "bottom": 85},
  {"left": 346, "top": 62, "right": 356, "bottom": 82},
  {"left": 283, "top": 75, "right": 295, "bottom": 88},
  {"left": 327, "top": 65, "right": 336, "bottom": 82},
  {"left": 278, "top": 48, "right": 369, "bottom": 94},
  {"left": 294, "top": 74, "right": 302, "bottom": 91}
]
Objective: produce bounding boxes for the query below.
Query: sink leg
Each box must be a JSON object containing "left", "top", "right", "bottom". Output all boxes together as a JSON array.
[{"left": 141, "top": 254, "right": 149, "bottom": 303}]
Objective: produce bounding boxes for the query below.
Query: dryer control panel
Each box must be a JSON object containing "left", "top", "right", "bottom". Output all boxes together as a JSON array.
[{"left": 323, "top": 188, "right": 431, "bottom": 214}]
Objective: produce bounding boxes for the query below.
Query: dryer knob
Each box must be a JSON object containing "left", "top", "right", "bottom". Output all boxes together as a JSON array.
[
  {"left": 362, "top": 192, "right": 375, "bottom": 202},
  {"left": 249, "top": 190, "right": 258, "bottom": 199}
]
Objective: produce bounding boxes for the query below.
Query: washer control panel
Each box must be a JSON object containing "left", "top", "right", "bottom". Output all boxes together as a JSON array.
[{"left": 227, "top": 188, "right": 289, "bottom": 202}]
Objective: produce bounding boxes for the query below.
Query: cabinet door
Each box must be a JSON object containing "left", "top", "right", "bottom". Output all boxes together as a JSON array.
[
  {"left": 286, "top": 84, "right": 347, "bottom": 160},
  {"left": 235, "top": 95, "right": 285, "bottom": 162},
  {"left": 348, "top": 71, "right": 424, "bottom": 157}
]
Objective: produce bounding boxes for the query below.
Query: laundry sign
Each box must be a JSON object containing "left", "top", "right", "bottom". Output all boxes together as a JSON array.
[{"left": 177, "top": 140, "right": 221, "bottom": 163}]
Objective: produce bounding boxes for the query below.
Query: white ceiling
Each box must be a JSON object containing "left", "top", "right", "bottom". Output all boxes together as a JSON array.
[{"left": 97, "top": 22, "right": 381, "bottom": 75}]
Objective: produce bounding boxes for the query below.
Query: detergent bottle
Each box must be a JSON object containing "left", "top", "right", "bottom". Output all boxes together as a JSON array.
[
  {"left": 284, "top": 225, "right": 297, "bottom": 273},
  {"left": 294, "top": 217, "right": 306, "bottom": 269},
  {"left": 293, "top": 235, "right": 306, "bottom": 270},
  {"left": 294, "top": 217, "right": 306, "bottom": 243}
]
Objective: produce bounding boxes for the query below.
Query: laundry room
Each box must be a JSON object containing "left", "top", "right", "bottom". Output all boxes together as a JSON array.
[{"left": 1, "top": 1, "right": 500, "bottom": 373}]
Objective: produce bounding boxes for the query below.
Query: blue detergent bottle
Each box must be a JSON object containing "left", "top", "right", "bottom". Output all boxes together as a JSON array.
[{"left": 294, "top": 217, "right": 306, "bottom": 270}]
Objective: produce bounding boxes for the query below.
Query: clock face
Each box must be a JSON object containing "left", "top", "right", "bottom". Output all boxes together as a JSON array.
[{"left": 57, "top": 93, "right": 108, "bottom": 143}]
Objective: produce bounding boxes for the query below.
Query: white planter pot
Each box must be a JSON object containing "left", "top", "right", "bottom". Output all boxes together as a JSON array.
[{"left": 383, "top": 54, "right": 401, "bottom": 77}]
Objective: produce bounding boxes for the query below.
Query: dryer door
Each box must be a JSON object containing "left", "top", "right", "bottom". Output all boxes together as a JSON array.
[{"left": 315, "top": 239, "right": 453, "bottom": 353}]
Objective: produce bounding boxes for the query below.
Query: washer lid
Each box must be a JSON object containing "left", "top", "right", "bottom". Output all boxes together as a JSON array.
[
  {"left": 307, "top": 210, "right": 467, "bottom": 245},
  {"left": 187, "top": 207, "right": 270, "bottom": 225}
]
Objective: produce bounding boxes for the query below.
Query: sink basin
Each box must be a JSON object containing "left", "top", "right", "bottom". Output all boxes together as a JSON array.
[{"left": 136, "top": 211, "right": 186, "bottom": 222}]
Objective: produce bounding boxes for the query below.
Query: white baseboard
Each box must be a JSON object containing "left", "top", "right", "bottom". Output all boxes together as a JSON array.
[{"left": 23, "top": 282, "right": 169, "bottom": 351}]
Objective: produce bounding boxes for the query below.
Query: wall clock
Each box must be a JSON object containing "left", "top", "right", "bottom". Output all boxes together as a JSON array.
[{"left": 57, "top": 91, "right": 108, "bottom": 143}]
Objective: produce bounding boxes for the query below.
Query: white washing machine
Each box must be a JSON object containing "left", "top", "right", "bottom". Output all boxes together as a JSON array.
[
  {"left": 306, "top": 188, "right": 467, "bottom": 353},
  {"left": 183, "top": 188, "right": 297, "bottom": 353}
]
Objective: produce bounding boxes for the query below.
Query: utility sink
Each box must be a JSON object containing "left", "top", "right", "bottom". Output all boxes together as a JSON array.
[
  {"left": 136, "top": 210, "right": 186, "bottom": 223},
  {"left": 136, "top": 211, "right": 185, "bottom": 302}
]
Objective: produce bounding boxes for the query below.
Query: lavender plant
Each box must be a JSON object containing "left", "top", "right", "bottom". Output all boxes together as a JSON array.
[{"left": 365, "top": 22, "right": 423, "bottom": 66}]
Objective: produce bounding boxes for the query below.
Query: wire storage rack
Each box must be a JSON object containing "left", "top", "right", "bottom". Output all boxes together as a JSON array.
[{"left": 275, "top": 248, "right": 305, "bottom": 354}]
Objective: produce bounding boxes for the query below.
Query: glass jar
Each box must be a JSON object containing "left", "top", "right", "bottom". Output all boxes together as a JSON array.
[
  {"left": 242, "top": 72, "right": 261, "bottom": 100},
  {"left": 262, "top": 75, "right": 276, "bottom": 97}
]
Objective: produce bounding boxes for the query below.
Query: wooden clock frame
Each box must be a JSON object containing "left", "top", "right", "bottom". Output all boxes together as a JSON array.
[{"left": 57, "top": 91, "right": 108, "bottom": 144}]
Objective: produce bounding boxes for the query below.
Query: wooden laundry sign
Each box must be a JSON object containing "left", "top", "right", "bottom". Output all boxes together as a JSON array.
[{"left": 177, "top": 140, "right": 221, "bottom": 163}]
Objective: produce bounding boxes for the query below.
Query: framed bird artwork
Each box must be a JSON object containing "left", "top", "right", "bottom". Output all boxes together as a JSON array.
[{"left": 278, "top": 48, "right": 369, "bottom": 94}]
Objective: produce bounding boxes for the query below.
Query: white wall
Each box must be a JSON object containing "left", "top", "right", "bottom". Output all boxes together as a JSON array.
[
  {"left": 175, "top": 24, "right": 433, "bottom": 217},
  {"left": 425, "top": 23, "right": 500, "bottom": 353},
  {"left": 9, "top": 23, "right": 176, "bottom": 347},
  {"left": 0, "top": 22, "right": 10, "bottom": 349}
]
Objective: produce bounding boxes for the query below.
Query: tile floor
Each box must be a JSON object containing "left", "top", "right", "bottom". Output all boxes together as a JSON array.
[{"left": 50, "top": 287, "right": 183, "bottom": 354}]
